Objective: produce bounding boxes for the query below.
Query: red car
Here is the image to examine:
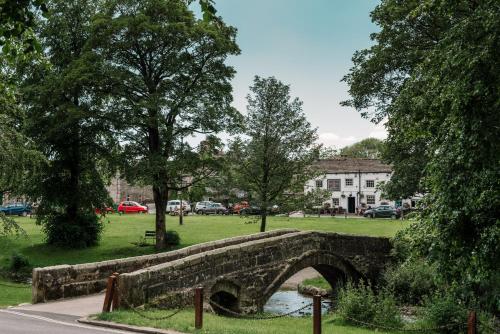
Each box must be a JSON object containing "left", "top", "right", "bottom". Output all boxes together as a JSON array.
[
  {"left": 95, "top": 206, "right": 114, "bottom": 215},
  {"left": 117, "top": 201, "right": 148, "bottom": 214},
  {"left": 232, "top": 201, "right": 249, "bottom": 214}
]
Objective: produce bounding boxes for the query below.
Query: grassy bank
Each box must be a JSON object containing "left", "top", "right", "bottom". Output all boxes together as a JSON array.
[
  {"left": 0, "top": 214, "right": 409, "bottom": 307},
  {"left": 98, "top": 308, "right": 403, "bottom": 334},
  {"left": 301, "top": 276, "right": 332, "bottom": 291}
]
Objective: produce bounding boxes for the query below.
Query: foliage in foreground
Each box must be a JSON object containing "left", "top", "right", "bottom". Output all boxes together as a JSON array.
[
  {"left": 342, "top": 0, "right": 500, "bottom": 313},
  {"left": 383, "top": 259, "right": 438, "bottom": 306},
  {"left": 336, "top": 281, "right": 402, "bottom": 329}
]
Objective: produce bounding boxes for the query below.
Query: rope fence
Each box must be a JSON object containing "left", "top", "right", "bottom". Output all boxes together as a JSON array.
[
  {"left": 210, "top": 300, "right": 313, "bottom": 320},
  {"left": 342, "top": 315, "right": 467, "bottom": 332},
  {"left": 101, "top": 274, "right": 496, "bottom": 334}
]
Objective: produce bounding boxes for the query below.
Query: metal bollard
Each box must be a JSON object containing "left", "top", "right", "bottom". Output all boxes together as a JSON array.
[
  {"left": 195, "top": 287, "right": 203, "bottom": 329},
  {"left": 467, "top": 311, "right": 477, "bottom": 334},
  {"left": 313, "top": 294, "right": 321, "bottom": 334}
]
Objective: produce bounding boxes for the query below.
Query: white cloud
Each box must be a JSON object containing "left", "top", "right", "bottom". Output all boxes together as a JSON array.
[
  {"left": 368, "top": 130, "right": 387, "bottom": 140},
  {"left": 318, "top": 132, "right": 358, "bottom": 148},
  {"left": 368, "top": 121, "right": 388, "bottom": 140}
]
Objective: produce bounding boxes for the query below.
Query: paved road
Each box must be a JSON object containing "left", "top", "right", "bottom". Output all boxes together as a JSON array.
[{"left": 0, "top": 309, "right": 133, "bottom": 334}]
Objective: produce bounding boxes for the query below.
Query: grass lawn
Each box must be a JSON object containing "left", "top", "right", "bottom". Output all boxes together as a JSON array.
[
  {"left": 0, "top": 214, "right": 409, "bottom": 308},
  {"left": 98, "top": 308, "right": 405, "bottom": 334},
  {"left": 0, "top": 278, "right": 31, "bottom": 307},
  {"left": 301, "top": 276, "right": 332, "bottom": 291}
]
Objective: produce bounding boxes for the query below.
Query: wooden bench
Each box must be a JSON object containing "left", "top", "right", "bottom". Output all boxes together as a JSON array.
[{"left": 145, "top": 230, "right": 155, "bottom": 243}]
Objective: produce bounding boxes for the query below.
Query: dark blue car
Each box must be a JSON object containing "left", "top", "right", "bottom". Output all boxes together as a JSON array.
[{"left": 0, "top": 203, "right": 32, "bottom": 216}]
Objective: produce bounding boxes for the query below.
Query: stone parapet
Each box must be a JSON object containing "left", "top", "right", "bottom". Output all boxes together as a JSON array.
[{"left": 32, "top": 229, "right": 298, "bottom": 303}]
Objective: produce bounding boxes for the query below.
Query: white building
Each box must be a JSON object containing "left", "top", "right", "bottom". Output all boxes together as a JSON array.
[{"left": 305, "top": 158, "right": 394, "bottom": 213}]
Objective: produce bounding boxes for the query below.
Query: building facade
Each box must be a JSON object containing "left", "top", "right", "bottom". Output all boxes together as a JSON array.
[{"left": 305, "top": 158, "right": 394, "bottom": 213}]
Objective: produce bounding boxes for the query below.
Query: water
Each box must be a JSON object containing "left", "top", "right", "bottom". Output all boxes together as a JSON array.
[{"left": 263, "top": 290, "right": 332, "bottom": 317}]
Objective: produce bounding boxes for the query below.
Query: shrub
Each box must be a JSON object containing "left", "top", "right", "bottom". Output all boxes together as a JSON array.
[
  {"left": 337, "top": 281, "right": 377, "bottom": 324},
  {"left": 9, "top": 252, "right": 30, "bottom": 272},
  {"left": 421, "top": 292, "right": 468, "bottom": 334},
  {"left": 336, "top": 281, "right": 402, "bottom": 329},
  {"left": 384, "top": 259, "right": 438, "bottom": 305},
  {"left": 165, "top": 230, "right": 180, "bottom": 246},
  {"left": 373, "top": 291, "right": 403, "bottom": 329},
  {"left": 42, "top": 212, "right": 103, "bottom": 248}
]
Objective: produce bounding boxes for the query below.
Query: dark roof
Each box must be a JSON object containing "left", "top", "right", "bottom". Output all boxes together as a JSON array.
[{"left": 314, "top": 158, "right": 392, "bottom": 174}]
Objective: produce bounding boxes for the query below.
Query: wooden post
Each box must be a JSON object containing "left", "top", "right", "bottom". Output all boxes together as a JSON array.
[
  {"left": 194, "top": 287, "right": 203, "bottom": 329},
  {"left": 313, "top": 294, "right": 321, "bottom": 334},
  {"left": 112, "top": 272, "right": 120, "bottom": 310},
  {"left": 102, "top": 275, "right": 116, "bottom": 313},
  {"left": 467, "top": 311, "right": 477, "bottom": 334}
]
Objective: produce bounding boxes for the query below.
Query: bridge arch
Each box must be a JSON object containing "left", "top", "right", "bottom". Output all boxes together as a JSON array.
[
  {"left": 260, "top": 250, "right": 364, "bottom": 310},
  {"left": 209, "top": 279, "right": 242, "bottom": 314}
]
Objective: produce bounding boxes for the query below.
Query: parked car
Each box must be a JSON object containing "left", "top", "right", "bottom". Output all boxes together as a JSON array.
[
  {"left": 239, "top": 206, "right": 262, "bottom": 216},
  {"left": 363, "top": 205, "right": 400, "bottom": 219},
  {"left": 195, "top": 201, "right": 213, "bottom": 212},
  {"left": 0, "top": 203, "right": 32, "bottom": 216},
  {"left": 232, "top": 201, "right": 249, "bottom": 214},
  {"left": 117, "top": 201, "right": 148, "bottom": 214},
  {"left": 166, "top": 200, "right": 191, "bottom": 214},
  {"left": 197, "top": 203, "right": 228, "bottom": 215},
  {"left": 239, "top": 205, "right": 279, "bottom": 216},
  {"left": 95, "top": 206, "right": 114, "bottom": 215}
]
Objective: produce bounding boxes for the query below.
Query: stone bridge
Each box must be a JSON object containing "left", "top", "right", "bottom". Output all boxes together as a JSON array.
[
  {"left": 115, "top": 230, "right": 392, "bottom": 313},
  {"left": 32, "top": 229, "right": 392, "bottom": 313}
]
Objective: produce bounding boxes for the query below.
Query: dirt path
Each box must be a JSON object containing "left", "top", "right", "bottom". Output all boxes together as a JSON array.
[{"left": 281, "top": 267, "right": 321, "bottom": 289}]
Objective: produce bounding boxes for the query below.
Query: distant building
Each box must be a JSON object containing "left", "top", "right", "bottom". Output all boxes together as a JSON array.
[
  {"left": 107, "top": 176, "right": 153, "bottom": 204},
  {"left": 305, "top": 158, "right": 394, "bottom": 213}
]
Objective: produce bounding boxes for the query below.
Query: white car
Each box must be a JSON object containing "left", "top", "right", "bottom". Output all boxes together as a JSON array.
[
  {"left": 166, "top": 200, "right": 191, "bottom": 214},
  {"left": 195, "top": 201, "right": 213, "bottom": 212}
]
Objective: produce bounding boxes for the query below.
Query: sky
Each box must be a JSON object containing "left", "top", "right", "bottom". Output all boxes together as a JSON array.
[{"left": 195, "top": 0, "right": 384, "bottom": 149}]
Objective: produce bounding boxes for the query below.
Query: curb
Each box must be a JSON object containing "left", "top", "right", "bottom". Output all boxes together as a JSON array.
[{"left": 78, "top": 317, "right": 187, "bottom": 334}]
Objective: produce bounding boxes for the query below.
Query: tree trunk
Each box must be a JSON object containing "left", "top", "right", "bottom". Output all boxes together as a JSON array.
[
  {"left": 67, "top": 128, "right": 80, "bottom": 223},
  {"left": 260, "top": 208, "right": 267, "bottom": 232},
  {"left": 153, "top": 184, "right": 166, "bottom": 250}
]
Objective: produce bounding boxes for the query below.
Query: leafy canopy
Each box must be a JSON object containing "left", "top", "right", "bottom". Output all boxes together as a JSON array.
[
  {"left": 233, "top": 76, "right": 319, "bottom": 232},
  {"left": 91, "top": 0, "right": 240, "bottom": 248},
  {"left": 342, "top": 0, "right": 499, "bottom": 310}
]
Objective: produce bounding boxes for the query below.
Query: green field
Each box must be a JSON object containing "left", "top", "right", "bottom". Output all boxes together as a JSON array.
[
  {"left": 0, "top": 214, "right": 408, "bottom": 309},
  {"left": 98, "top": 308, "right": 404, "bottom": 334}
]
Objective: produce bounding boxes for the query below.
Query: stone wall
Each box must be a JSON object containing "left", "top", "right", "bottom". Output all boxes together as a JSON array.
[
  {"left": 32, "top": 229, "right": 297, "bottom": 303},
  {"left": 115, "top": 231, "right": 392, "bottom": 312}
]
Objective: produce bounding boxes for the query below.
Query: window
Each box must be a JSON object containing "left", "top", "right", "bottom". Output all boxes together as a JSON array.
[
  {"left": 366, "top": 180, "right": 375, "bottom": 188},
  {"left": 332, "top": 198, "right": 340, "bottom": 206},
  {"left": 327, "top": 179, "right": 341, "bottom": 191},
  {"left": 367, "top": 195, "right": 375, "bottom": 204},
  {"left": 315, "top": 180, "right": 323, "bottom": 188},
  {"left": 345, "top": 178, "right": 353, "bottom": 186}
]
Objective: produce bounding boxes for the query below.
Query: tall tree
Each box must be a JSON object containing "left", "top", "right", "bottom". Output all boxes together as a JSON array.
[
  {"left": 0, "top": 0, "right": 47, "bottom": 57},
  {"left": 342, "top": 0, "right": 499, "bottom": 309},
  {"left": 234, "top": 76, "right": 319, "bottom": 232},
  {"left": 19, "top": 0, "right": 116, "bottom": 247},
  {"left": 92, "top": 0, "right": 240, "bottom": 249},
  {"left": 340, "top": 138, "right": 384, "bottom": 159}
]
